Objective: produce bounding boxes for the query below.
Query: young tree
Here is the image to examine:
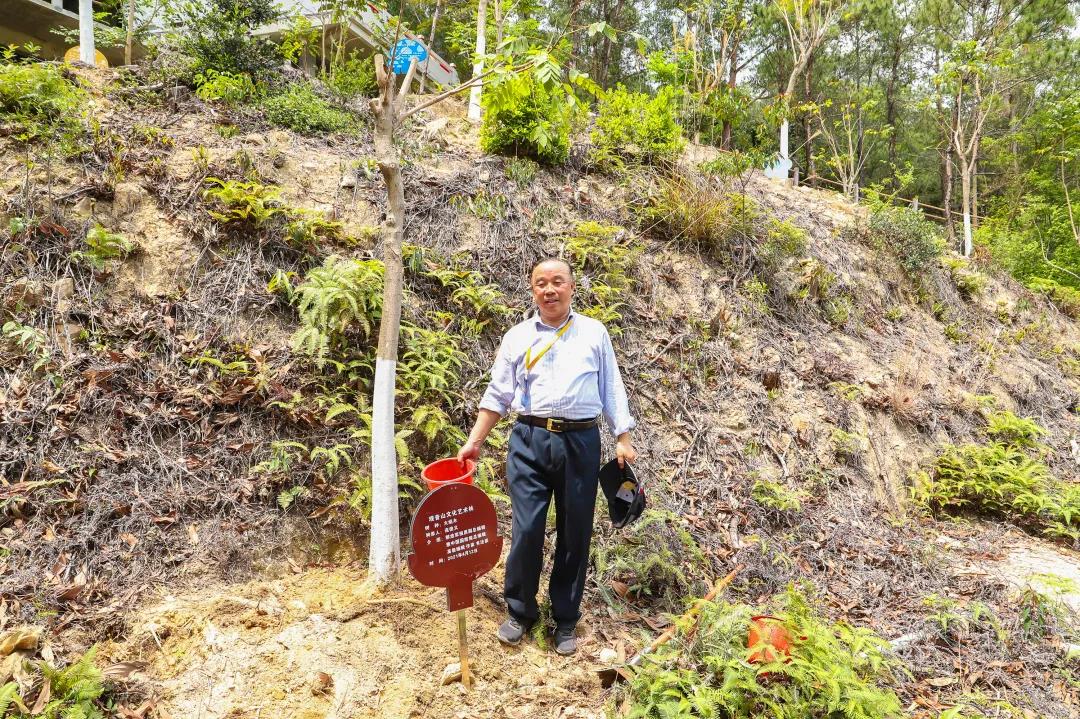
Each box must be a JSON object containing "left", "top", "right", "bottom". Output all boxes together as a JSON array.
[
  {"left": 366, "top": 21, "right": 588, "bottom": 580},
  {"left": 773, "top": 0, "right": 844, "bottom": 175}
]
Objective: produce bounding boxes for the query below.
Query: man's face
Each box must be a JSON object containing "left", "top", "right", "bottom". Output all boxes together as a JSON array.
[{"left": 531, "top": 261, "right": 574, "bottom": 322}]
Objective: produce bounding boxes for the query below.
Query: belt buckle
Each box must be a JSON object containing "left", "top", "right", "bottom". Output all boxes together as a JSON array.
[{"left": 545, "top": 418, "right": 563, "bottom": 433}]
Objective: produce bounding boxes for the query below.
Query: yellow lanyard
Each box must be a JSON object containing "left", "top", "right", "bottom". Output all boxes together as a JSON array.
[{"left": 524, "top": 319, "right": 573, "bottom": 371}]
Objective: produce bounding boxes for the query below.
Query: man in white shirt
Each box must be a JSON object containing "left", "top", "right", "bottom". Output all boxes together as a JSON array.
[{"left": 457, "top": 258, "right": 637, "bottom": 655}]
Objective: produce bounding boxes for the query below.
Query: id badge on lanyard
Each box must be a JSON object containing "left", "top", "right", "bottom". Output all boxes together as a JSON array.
[{"left": 520, "top": 319, "right": 573, "bottom": 409}]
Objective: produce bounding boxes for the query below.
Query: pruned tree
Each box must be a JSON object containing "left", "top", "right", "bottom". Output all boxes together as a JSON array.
[
  {"left": 365, "top": 19, "right": 588, "bottom": 581},
  {"left": 772, "top": 0, "right": 844, "bottom": 173}
]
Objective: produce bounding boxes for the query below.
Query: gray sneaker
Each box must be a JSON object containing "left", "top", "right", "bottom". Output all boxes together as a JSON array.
[
  {"left": 553, "top": 627, "right": 577, "bottom": 656},
  {"left": 497, "top": 617, "right": 528, "bottom": 646}
]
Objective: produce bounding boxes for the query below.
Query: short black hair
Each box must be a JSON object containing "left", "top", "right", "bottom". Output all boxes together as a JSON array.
[{"left": 530, "top": 257, "right": 574, "bottom": 281}]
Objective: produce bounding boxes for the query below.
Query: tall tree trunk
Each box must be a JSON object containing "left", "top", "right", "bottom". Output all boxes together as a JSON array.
[
  {"left": 567, "top": 0, "right": 584, "bottom": 70},
  {"left": 885, "top": 34, "right": 904, "bottom": 170},
  {"left": 467, "top": 0, "right": 488, "bottom": 122},
  {"left": 721, "top": 35, "right": 739, "bottom": 150},
  {"left": 959, "top": 160, "right": 973, "bottom": 256},
  {"left": 125, "top": 0, "right": 136, "bottom": 65},
  {"left": 802, "top": 52, "right": 815, "bottom": 185},
  {"left": 972, "top": 136, "right": 980, "bottom": 232},
  {"left": 79, "top": 0, "right": 95, "bottom": 65},
  {"left": 943, "top": 107, "right": 956, "bottom": 243},
  {"left": 369, "top": 57, "right": 407, "bottom": 582},
  {"left": 494, "top": 0, "right": 503, "bottom": 45},
  {"left": 418, "top": 0, "right": 442, "bottom": 94}
]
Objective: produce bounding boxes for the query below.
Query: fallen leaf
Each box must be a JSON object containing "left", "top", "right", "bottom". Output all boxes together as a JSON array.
[
  {"left": 102, "top": 661, "right": 148, "bottom": 680},
  {"left": 0, "top": 627, "right": 40, "bottom": 656},
  {"left": 30, "top": 678, "right": 51, "bottom": 714},
  {"left": 609, "top": 580, "right": 629, "bottom": 599},
  {"left": 926, "top": 677, "right": 956, "bottom": 687}
]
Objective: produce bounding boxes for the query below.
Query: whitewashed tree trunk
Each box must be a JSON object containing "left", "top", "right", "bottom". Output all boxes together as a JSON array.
[
  {"left": 368, "top": 56, "right": 409, "bottom": 583},
  {"left": 125, "top": 0, "right": 136, "bottom": 65},
  {"left": 79, "top": 0, "right": 96, "bottom": 65},
  {"left": 960, "top": 165, "right": 973, "bottom": 257},
  {"left": 467, "top": 0, "right": 488, "bottom": 122}
]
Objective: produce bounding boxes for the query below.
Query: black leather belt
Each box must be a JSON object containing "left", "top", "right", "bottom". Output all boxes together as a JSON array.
[{"left": 518, "top": 415, "right": 598, "bottom": 433}]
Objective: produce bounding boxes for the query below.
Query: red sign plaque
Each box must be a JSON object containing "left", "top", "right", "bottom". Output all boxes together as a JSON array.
[{"left": 407, "top": 482, "right": 503, "bottom": 611}]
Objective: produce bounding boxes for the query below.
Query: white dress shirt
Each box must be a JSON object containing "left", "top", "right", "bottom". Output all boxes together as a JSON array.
[{"left": 479, "top": 310, "right": 636, "bottom": 436}]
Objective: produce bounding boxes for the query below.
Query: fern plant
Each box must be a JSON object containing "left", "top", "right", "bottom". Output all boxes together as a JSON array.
[
  {"left": 203, "top": 177, "right": 284, "bottom": 227},
  {"left": 285, "top": 209, "right": 344, "bottom": 250},
  {"left": 1, "top": 682, "right": 26, "bottom": 717},
  {"left": 564, "top": 221, "right": 639, "bottom": 334},
  {"left": 591, "top": 509, "right": 709, "bottom": 609},
  {"left": 290, "top": 255, "right": 384, "bottom": 367},
  {"left": 623, "top": 586, "right": 903, "bottom": 719},
  {"left": 35, "top": 646, "right": 107, "bottom": 719},
  {"left": 72, "top": 224, "right": 134, "bottom": 270},
  {"left": 397, "top": 325, "right": 466, "bottom": 406},
  {"left": 3, "top": 320, "right": 51, "bottom": 372},
  {"left": 982, "top": 410, "right": 1047, "bottom": 449}
]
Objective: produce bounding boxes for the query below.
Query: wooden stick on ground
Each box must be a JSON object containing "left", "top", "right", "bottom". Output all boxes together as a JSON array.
[
  {"left": 457, "top": 609, "right": 472, "bottom": 689},
  {"left": 599, "top": 564, "right": 745, "bottom": 687}
]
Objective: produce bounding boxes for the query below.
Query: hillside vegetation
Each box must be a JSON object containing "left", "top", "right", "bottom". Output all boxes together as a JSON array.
[{"left": 1, "top": 29, "right": 1080, "bottom": 719}]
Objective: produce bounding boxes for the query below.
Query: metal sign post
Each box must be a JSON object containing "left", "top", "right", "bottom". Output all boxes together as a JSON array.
[{"left": 407, "top": 482, "right": 502, "bottom": 689}]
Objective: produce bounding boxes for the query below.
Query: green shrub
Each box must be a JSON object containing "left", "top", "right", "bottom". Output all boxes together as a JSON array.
[
  {"left": 164, "top": 0, "right": 284, "bottom": 80},
  {"left": 866, "top": 205, "right": 945, "bottom": 278},
  {"left": 505, "top": 156, "right": 539, "bottom": 188},
  {"left": 323, "top": 52, "right": 378, "bottom": 99},
  {"left": 290, "top": 255, "right": 384, "bottom": 367},
  {"left": 590, "top": 85, "right": 684, "bottom": 171},
  {"left": 264, "top": 84, "right": 354, "bottom": 135},
  {"left": 942, "top": 257, "right": 988, "bottom": 298},
  {"left": 1028, "top": 277, "right": 1080, "bottom": 318},
  {"left": 72, "top": 224, "right": 134, "bottom": 270},
  {"left": 752, "top": 479, "right": 805, "bottom": 512},
  {"left": 759, "top": 218, "right": 808, "bottom": 269},
  {"left": 194, "top": 69, "right": 257, "bottom": 105},
  {"left": 591, "top": 509, "right": 709, "bottom": 609},
  {"left": 638, "top": 174, "right": 759, "bottom": 260},
  {"left": 0, "top": 60, "right": 86, "bottom": 145},
  {"left": 983, "top": 410, "right": 1047, "bottom": 449},
  {"left": 480, "top": 74, "right": 572, "bottom": 165},
  {"left": 564, "top": 221, "right": 639, "bottom": 333},
  {"left": 203, "top": 178, "right": 284, "bottom": 227},
  {"left": 912, "top": 439, "right": 1080, "bottom": 542},
  {"left": 623, "top": 585, "right": 903, "bottom": 719}
]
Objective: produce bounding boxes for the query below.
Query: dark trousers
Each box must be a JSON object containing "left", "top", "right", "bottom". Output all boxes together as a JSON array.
[{"left": 504, "top": 422, "right": 602, "bottom": 630}]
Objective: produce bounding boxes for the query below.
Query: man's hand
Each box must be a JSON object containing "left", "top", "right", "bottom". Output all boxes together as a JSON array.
[
  {"left": 615, "top": 433, "right": 637, "bottom": 468},
  {"left": 457, "top": 438, "right": 482, "bottom": 464},
  {"left": 457, "top": 409, "right": 502, "bottom": 464}
]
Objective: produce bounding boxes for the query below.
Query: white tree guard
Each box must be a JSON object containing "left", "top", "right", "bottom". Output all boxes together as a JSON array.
[{"left": 368, "top": 358, "right": 400, "bottom": 581}]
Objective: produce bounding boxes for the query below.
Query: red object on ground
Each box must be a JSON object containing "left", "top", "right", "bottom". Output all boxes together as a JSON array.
[
  {"left": 407, "top": 482, "right": 502, "bottom": 611},
  {"left": 421, "top": 458, "right": 476, "bottom": 492},
  {"left": 747, "top": 615, "right": 793, "bottom": 663}
]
